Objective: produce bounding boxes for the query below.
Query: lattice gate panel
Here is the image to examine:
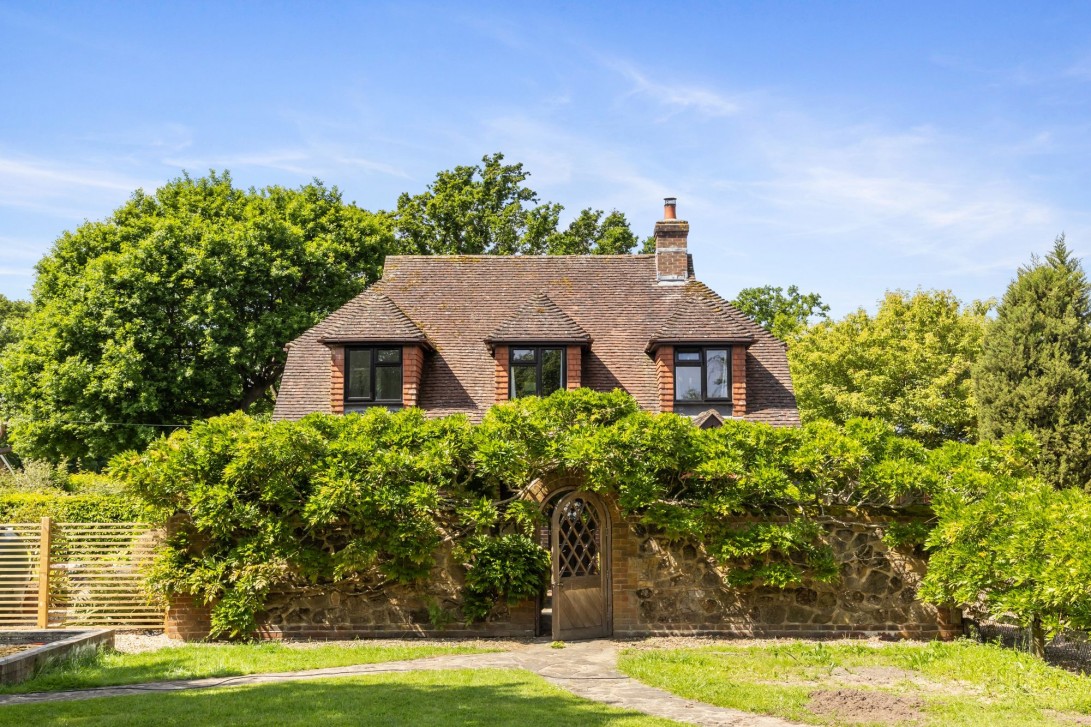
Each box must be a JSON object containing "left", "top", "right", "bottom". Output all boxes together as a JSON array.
[{"left": 0, "top": 523, "right": 41, "bottom": 627}]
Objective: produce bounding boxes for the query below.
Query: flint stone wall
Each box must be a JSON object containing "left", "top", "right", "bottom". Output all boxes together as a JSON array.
[
  {"left": 609, "top": 510, "right": 958, "bottom": 639},
  {"left": 256, "top": 542, "right": 537, "bottom": 640},
  {"left": 167, "top": 505, "right": 956, "bottom": 641}
]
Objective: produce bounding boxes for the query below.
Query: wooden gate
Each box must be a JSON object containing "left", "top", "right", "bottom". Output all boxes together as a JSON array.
[
  {"left": 0, "top": 519, "right": 164, "bottom": 628},
  {"left": 551, "top": 491, "right": 611, "bottom": 640}
]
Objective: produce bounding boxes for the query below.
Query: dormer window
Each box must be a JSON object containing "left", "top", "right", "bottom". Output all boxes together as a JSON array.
[
  {"left": 510, "top": 347, "right": 566, "bottom": 398},
  {"left": 345, "top": 346, "right": 403, "bottom": 404},
  {"left": 674, "top": 347, "right": 730, "bottom": 403}
]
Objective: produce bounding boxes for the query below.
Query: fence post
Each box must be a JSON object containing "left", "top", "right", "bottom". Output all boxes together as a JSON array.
[{"left": 37, "top": 516, "right": 51, "bottom": 628}]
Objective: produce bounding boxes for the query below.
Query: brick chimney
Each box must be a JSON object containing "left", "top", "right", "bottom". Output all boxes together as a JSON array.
[{"left": 655, "top": 197, "right": 689, "bottom": 283}]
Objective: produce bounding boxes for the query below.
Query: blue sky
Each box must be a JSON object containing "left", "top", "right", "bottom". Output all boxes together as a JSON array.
[{"left": 2, "top": 2, "right": 1090, "bottom": 316}]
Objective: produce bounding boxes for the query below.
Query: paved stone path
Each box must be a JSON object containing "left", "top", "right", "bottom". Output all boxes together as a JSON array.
[{"left": 0, "top": 640, "right": 798, "bottom": 726}]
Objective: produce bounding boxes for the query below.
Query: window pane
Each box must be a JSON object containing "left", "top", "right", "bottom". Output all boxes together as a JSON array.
[
  {"left": 675, "top": 366, "right": 702, "bottom": 401},
  {"left": 375, "top": 365, "right": 403, "bottom": 401},
  {"left": 540, "top": 349, "right": 563, "bottom": 395},
  {"left": 511, "top": 348, "right": 536, "bottom": 363},
  {"left": 376, "top": 348, "right": 400, "bottom": 364},
  {"left": 706, "top": 349, "right": 729, "bottom": 399},
  {"left": 676, "top": 350, "right": 701, "bottom": 362},
  {"left": 511, "top": 365, "right": 538, "bottom": 398},
  {"left": 346, "top": 349, "right": 372, "bottom": 399}
]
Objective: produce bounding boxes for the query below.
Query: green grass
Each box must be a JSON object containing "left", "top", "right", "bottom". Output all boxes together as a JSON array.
[
  {"left": 0, "top": 669, "right": 682, "bottom": 726},
  {"left": 618, "top": 639, "right": 1091, "bottom": 726},
  {"left": 1, "top": 641, "right": 491, "bottom": 694}
]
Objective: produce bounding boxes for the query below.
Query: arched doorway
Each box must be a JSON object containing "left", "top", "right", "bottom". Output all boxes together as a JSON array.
[{"left": 549, "top": 490, "right": 611, "bottom": 640}]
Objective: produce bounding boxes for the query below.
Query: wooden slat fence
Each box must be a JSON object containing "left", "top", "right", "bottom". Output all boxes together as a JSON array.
[{"left": 0, "top": 518, "right": 165, "bottom": 629}]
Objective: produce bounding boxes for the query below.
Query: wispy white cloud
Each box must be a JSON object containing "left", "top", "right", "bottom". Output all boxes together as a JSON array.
[
  {"left": 603, "top": 58, "right": 742, "bottom": 119},
  {"left": 0, "top": 157, "right": 142, "bottom": 193},
  {"left": 745, "top": 122, "right": 1063, "bottom": 273},
  {"left": 0, "top": 155, "right": 153, "bottom": 219},
  {"left": 79, "top": 123, "right": 195, "bottom": 154},
  {"left": 164, "top": 147, "right": 411, "bottom": 180}
]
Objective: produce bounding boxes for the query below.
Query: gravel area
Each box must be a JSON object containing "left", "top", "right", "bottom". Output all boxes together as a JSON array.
[
  {"left": 109, "top": 630, "right": 903, "bottom": 655},
  {"left": 112, "top": 631, "right": 179, "bottom": 654}
]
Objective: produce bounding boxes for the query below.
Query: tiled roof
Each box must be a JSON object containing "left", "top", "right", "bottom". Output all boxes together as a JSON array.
[
  {"left": 486, "top": 292, "right": 591, "bottom": 345},
  {"left": 316, "top": 291, "right": 429, "bottom": 345},
  {"left": 648, "top": 282, "right": 755, "bottom": 350},
  {"left": 275, "top": 254, "right": 799, "bottom": 426}
]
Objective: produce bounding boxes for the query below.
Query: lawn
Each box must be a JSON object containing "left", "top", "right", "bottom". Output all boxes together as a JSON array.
[
  {"left": 1, "top": 641, "right": 491, "bottom": 694},
  {"left": 618, "top": 639, "right": 1091, "bottom": 726},
  {"left": 0, "top": 669, "right": 681, "bottom": 727}
]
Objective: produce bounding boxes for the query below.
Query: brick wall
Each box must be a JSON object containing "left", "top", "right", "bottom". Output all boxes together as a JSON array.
[
  {"left": 493, "top": 345, "right": 509, "bottom": 403},
  {"left": 165, "top": 599, "right": 214, "bottom": 641},
  {"left": 330, "top": 346, "right": 345, "bottom": 414},
  {"left": 402, "top": 345, "right": 424, "bottom": 407},
  {"left": 654, "top": 220, "right": 690, "bottom": 282},
  {"left": 731, "top": 346, "right": 747, "bottom": 417},
  {"left": 654, "top": 346, "right": 673, "bottom": 413},
  {"left": 566, "top": 346, "right": 582, "bottom": 389}
]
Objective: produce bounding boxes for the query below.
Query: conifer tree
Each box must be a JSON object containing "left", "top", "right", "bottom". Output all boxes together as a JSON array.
[{"left": 975, "top": 235, "right": 1091, "bottom": 488}]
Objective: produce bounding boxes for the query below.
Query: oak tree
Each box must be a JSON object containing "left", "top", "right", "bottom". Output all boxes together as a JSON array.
[{"left": 0, "top": 172, "right": 390, "bottom": 465}]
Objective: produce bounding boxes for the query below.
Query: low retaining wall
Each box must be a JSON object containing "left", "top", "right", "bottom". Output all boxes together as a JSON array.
[{"left": 0, "top": 629, "right": 114, "bottom": 685}]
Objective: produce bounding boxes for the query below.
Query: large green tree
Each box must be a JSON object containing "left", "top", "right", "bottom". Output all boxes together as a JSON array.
[
  {"left": 921, "top": 435, "right": 1091, "bottom": 655},
  {"left": 0, "top": 172, "right": 391, "bottom": 465},
  {"left": 392, "top": 153, "right": 642, "bottom": 255},
  {"left": 0, "top": 294, "right": 30, "bottom": 353},
  {"left": 731, "top": 285, "right": 829, "bottom": 342},
  {"left": 975, "top": 236, "right": 1091, "bottom": 489},
  {"left": 790, "top": 290, "right": 988, "bottom": 447}
]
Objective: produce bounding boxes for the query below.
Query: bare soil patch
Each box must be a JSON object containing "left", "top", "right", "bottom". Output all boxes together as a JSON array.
[
  {"left": 0, "top": 644, "right": 34, "bottom": 659},
  {"left": 807, "top": 688, "right": 923, "bottom": 724}
]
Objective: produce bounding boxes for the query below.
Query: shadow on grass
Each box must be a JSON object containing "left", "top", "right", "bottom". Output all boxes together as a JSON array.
[
  {"left": 0, "top": 644, "right": 484, "bottom": 695},
  {"left": 0, "top": 669, "right": 675, "bottom": 727}
]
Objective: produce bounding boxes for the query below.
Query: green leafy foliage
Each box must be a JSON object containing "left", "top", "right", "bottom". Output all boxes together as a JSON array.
[
  {"left": 391, "top": 153, "right": 642, "bottom": 256},
  {"left": 115, "top": 390, "right": 995, "bottom": 637},
  {"left": 0, "top": 492, "right": 153, "bottom": 522},
  {"left": 730, "top": 285, "right": 829, "bottom": 342},
  {"left": 920, "top": 433, "right": 1091, "bottom": 640},
  {"left": 0, "top": 294, "right": 30, "bottom": 354},
  {"left": 459, "top": 534, "right": 551, "bottom": 622},
  {"left": 0, "top": 459, "right": 72, "bottom": 493},
  {"left": 880, "top": 521, "right": 932, "bottom": 551},
  {"left": 975, "top": 235, "right": 1091, "bottom": 489},
  {"left": 791, "top": 289, "right": 989, "bottom": 446},
  {"left": 116, "top": 408, "right": 541, "bottom": 638},
  {"left": 0, "top": 171, "right": 391, "bottom": 466}
]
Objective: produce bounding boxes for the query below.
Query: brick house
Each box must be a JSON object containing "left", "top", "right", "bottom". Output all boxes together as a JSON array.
[
  {"left": 273, "top": 199, "right": 799, "bottom": 428},
  {"left": 232, "top": 201, "right": 950, "bottom": 642}
]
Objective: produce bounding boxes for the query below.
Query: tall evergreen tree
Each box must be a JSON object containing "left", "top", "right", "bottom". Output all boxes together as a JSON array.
[{"left": 975, "top": 235, "right": 1091, "bottom": 489}]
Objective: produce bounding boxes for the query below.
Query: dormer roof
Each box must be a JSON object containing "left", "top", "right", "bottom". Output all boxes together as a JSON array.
[
  {"left": 646, "top": 282, "right": 755, "bottom": 352},
  {"left": 317, "top": 291, "right": 430, "bottom": 347},
  {"left": 485, "top": 292, "right": 592, "bottom": 346}
]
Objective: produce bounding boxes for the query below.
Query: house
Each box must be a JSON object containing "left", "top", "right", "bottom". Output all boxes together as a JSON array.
[
  {"left": 273, "top": 199, "right": 799, "bottom": 427},
  {"left": 165, "top": 200, "right": 956, "bottom": 643}
]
